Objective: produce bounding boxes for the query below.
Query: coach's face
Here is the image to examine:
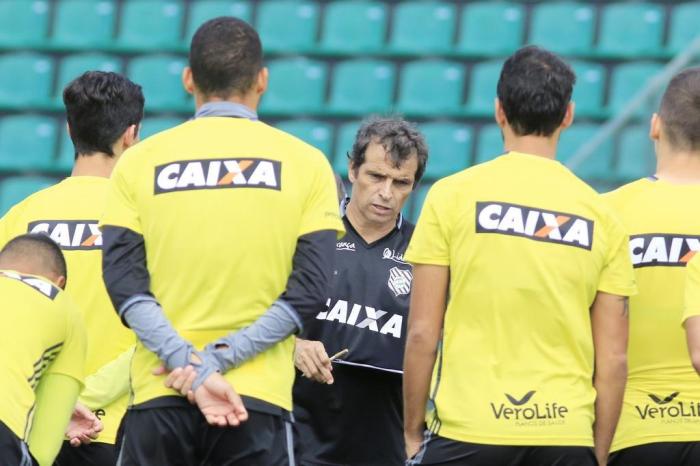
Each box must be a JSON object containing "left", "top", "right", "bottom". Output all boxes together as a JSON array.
[{"left": 349, "top": 141, "right": 417, "bottom": 227}]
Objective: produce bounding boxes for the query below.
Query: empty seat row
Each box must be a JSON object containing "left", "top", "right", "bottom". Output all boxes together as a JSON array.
[
  {"left": 0, "top": 52, "right": 665, "bottom": 118},
  {"left": 0, "top": 1, "right": 695, "bottom": 58}
]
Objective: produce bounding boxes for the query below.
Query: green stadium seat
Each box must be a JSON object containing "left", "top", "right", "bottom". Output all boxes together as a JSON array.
[
  {"left": 616, "top": 125, "right": 655, "bottom": 181},
  {"left": 570, "top": 60, "right": 606, "bottom": 118},
  {"left": 52, "top": 0, "right": 116, "bottom": 50},
  {"left": 0, "top": 115, "right": 57, "bottom": 171},
  {"left": 475, "top": 124, "right": 504, "bottom": 164},
  {"left": 333, "top": 121, "right": 361, "bottom": 177},
  {"left": 408, "top": 183, "right": 431, "bottom": 223},
  {"left": 389, "top": 2, "right": 456, "bottom": 54},
  {"left": 465, "top": 60, "right": 502, "bottom": 117},
  {"left": 0, "top": 53, "right": 54, "bottom": 108},
  {"left": 320, "top": 1, "right": 387, "bottom": 54},
  {"left": 127, "top": 55, "right": 189, "bottom": 112},
  {"left": 558, "top": 124, "right": 613, "bottom": 180},
  {"left": 260, "top": 58, "right": 327, "bottom": 115},
  {"left": 256, "top": 1, "right": 319, "bottom": 53},
  {"left": 667, "top": 3, "right": 700, "bottom": 55},
  {"left": 276, "top": 120, "right": 334, "bottom": 157},
  {"left": 597, "top": 3, "right": 665, "bottom": 58},
  {"left": 421, "top": 123, "right": 472, "bottom": 179},
  {"left": 529, "top": 2, "right": 594, "bottom": 56},
  {"left": 457, "top": 2, "right": 524, "bottom": 57},
  {"left": 116, "top": 0, "right": 184, "bottom": 51},
  {"left": 140, "top": 117, "right": 183, "bottom": 140},
  {"left": 0, "top": 176, "right": 55, "bottom": 216},
  {"left": 185, "top": 1, "right": 252, "bottom": 46},
  {"left": 328, "top": 59, "right": 395, "bottom": 115},
  {"left": 57, "top": 129, "right": 75, "bottom": 173},
  {"left": 0, "top": 0, "right": 50, "bottom": 48},
  {"left": 608, "top": 62, "right": 664, "bottom": 117},
  {"left": 397, "top": 60, "right": 465, "bottom": 116},
  {"left": 55, "top": 53, "right": 122, "bottom": 102}
]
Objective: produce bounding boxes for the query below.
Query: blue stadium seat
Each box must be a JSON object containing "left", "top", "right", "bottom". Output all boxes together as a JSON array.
[
  {"left": 256, "top": 1, "right": 319, "bottom": 53},
  {"left": 276, "top": 120, "right": 334, "bottom": 157},
  {"left": 529, "top": 2, "right": 595, "bottom": 56},
  {"left": 667, "top": 3, "right": 700, "bottom": 55},
  {"left": 52, "top": 0, "right": 117, "bottom": 50},
  {"left": 597, "top": 3, "right": 665, "bottom": 58},
  {"left": 185, "top": 2, "right": 252, "bottom": 46},
  {"left": 570, "top": 61, "right": 606, "bottom": 118},
  {"left": 320, "top": 1, "right": 387, "bottom": 54},
  {"left": 421, "top": 123, "right": 472, "bottom": 179},
  {"left": 54, "top": 53, "right": 122, "bottom": 102},
  {"left": 0, "top": 53, "right": 54, "bottom": 108},
  {"left": 475, "top": 124, "right": 504, "bottom": 164},
  {"left": 616, "top": 125, "right": 655, "bottom": 181},
  {"left": 328, "top": 59, "right": 396, "bottom": 115},
  {"left": 558, "top": 124, "right": 613, "bottom": 180},
  {"left": 140, "top": 117, "right": 183, "bottom": 139},
  {"left": 116, "top": 0, "right": 184, "bottom": 51},
  {"left": 0, "top": 176, "right": 56, "bottom": 216},
  {"left": 0, "top": 0, "right": 50, "bottom": 48},
  {"left": 457, "top": 2, "right": 524, "bottom": 57},
  {"left": 396, "top": 60, "right": 465, "bottom": 116},
  {"left": 127, "top": 54, "right": 189, "bottom": 112},
  {"left": 261, "top": 58, "right": 327, "bottom": 115},
  {"left": 57, "top": 129, "right": 75, "bottom": 173},
  {"left": 607, "top": 62, "right": 664, "bottom": 117},
  {"left": 333, "top": 121, "right": 361, "bottom": 177},
  {"left": 465, "top": 60, "right": 502, "bottom": 117},
  {"left": 389, "top": 2, "right": 456, "bottom": 54},
  {"left": 0, "top": 115, "right": 57, "bottom": 171},
  {"left": 408, "top": 183, "right": 432, "bottom": 223}
]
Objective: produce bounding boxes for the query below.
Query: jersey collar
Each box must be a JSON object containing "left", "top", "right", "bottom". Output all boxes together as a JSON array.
[
  {"left": 339, "top": 197, "right": 404, "bottom": 230},
  {"left": 194, "top": 102, "right": 258, "bottom": 121}
]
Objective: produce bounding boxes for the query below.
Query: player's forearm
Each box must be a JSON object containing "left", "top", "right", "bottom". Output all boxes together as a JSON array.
[
  {"left": 403, "top": 330, "right": 438, "bottom": 437},
  {"left": 79, "top": 346, "right": 135, "bottom": 410},
  {"left": 593, "top": 356, "right": 627, "bottom": 465}
]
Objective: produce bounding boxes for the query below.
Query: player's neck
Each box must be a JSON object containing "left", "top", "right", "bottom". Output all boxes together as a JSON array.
[
  {"left": 195, "top": 93, "right": 259, "bottom": 113},
  {"left": 655, "top": 149, "right": 700, "bottom": 184},
  {"left": 71, "top": 153, "right": 116, "bottom": 178},
  {"left": 503, "top": 134, "right": 558, "bottom": 160},
  {"left": 345, "top": 200, "right": 396, "bottom": 244}
]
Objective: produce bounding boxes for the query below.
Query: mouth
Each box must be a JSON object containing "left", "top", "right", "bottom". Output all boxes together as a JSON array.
[{"left": 371, "top": 204, "right": 392, "bottom": 215}]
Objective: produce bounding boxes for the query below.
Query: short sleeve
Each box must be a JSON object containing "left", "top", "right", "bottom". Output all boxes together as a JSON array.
[
  {"left": 298, "top": 153, "right": 344, "bottom": 238},
  {"left": 100, "top": 152, "right": 143, "bottom": 234},
  {"left": 597, "top": 215, "right": 637, "bottom": 296},
  {"left": 683, "top": 255, "right": 700, "bottom": 323},
  {"left": 47, "top": 296, "right": 87, "bottom": 386},
  {"left": 404, "top": 183, "right": 450, "bottom": 266}
]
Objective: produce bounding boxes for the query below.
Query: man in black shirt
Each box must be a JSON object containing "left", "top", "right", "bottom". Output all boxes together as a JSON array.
[{"left": 294, "top": 117, "right": 429, "bottom": 466}]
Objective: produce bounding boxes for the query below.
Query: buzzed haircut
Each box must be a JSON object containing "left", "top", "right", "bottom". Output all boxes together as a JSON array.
[
  {"left": 348, "top": 117, "right": 429, "bottom": 187},
  {"left": 497, "top": 46, "right": 576, "bottom": 137},
  {"left": 189, "top": 17, "right": 263, "bottom": 98},
  {"left": 63, "top": 71, "right": 144, "bottom": 158},
  {"left": 0, "top": 234, "right": 67, "bottom": 283},
  {"left": 658, "top": 67, "right": 700, "bottom": 151}
]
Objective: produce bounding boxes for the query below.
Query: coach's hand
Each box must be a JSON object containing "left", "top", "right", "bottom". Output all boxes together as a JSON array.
[
  {"left": 192, "top": 372, "right": 248, "bottom": 427},
  {"left": 66, "top": 402, "right": 103, "bottom": 447},
  {"left": 294, "top": 338, "right": 333, "bottom": 384}
]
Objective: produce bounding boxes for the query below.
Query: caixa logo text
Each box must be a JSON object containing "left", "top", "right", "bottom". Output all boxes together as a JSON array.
[
  {"left": 635, "top": 392, "right": 700, "bottom": 420},
  {"left": 629, "top": 234, "right": 700, "bottom": 268},
  {"left": 28, "top": 220, "right": 101, "bottom": 250},
  {"left": 154, "top": 158, "right": 282, "bottom": 194},
  {"left": 476, "top": 201, "right": 594, "bottom": 250},
  {"left": 491, "top": 390, "right": 569, "bottom": 422}
]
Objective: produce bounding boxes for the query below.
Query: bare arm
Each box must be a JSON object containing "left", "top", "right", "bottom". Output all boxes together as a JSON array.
[
  {"left": 403, "top": 264, "right": 449, "bottom": 459},
  {"left": 684, "top": 316, "right": 700, "bottom": 375},
  {"left": 591, "top": 291, "right": 629, "bottom": 466}
]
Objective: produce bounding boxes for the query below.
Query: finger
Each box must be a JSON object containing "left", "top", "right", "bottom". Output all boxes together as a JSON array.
[
  {"left": 180, "top": 370, "right": 197, "bottom": 395},
  {"left": 225, "top": 412, "right": 240, "bottom": 426},
  {"left": 311, "top": 346, "right": 334, "bottom": 383},
  {"left": 187, "top": 390, "right": 195, "bottom": 404},
  {"left": 296, "top": 354, "right": 313, "bottom": 379},
  {"left": 226, "top": 388, "right": 248, "bottom": 422},
  {"left": 79, "top": 434, "right": 92, "bottom": 445},
  {"left": 69, "top": 438, "right": 81, "bottom": 447},
  {"left": 152, "top": 364, "right": 167, "bottom": 376},
  {"left": 165, "top": 367, "right": 183, "bottom": 388}
]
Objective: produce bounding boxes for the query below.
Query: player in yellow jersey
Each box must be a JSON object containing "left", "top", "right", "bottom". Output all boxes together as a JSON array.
[
  {"left": 0, "top": 234, "right": 88, "bottom": 466},
  {"left": 0, "top": 71, "right": 144, "bottom": 465},
  {"left": 685, "top": 255, "right": 700, "bottom": 379},
  {"left": 608, "top": 68, "right": 700, "bottom": 465},
  {"left": 100, "top": 17, "right": 343, "bottom": 465},
  {"left": 403, "top": 46, "right": 636, "bottom": 466}
]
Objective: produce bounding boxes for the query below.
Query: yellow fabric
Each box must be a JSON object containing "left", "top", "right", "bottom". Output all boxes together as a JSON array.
[
  {"left": 606, "top": 178, "right": 700, "bottom": 450},
  {"left": 79, "top": 346, "right": 134, "bottom": 411},
  {"left": 0, "top": 176, "right": 133, "bottom": 444},
  {"left": 100, "top": 117, "right": 344, "bottom": 410},
  {"left": 0, "top": 271, "right": 86, "bottom": 440},
  {"left": 684, "top": 255, "right": 700, "bottom": 322},
  {"left": 405, "top": 152, "right": 636, "bottom": 447}
]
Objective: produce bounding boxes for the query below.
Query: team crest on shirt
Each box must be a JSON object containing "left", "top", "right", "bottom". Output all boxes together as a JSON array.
[
  {"left": 154, "top": 158, "right": 282, "bottom": 194},
  {"left": 28, "top": 220, "right": 101, "bottom": 250},
  {"left": 387, "top": 267, "right": 412, "bottom": 297},
  {"left": 629, "top": 234, "right": 700, "bottom": 268}
]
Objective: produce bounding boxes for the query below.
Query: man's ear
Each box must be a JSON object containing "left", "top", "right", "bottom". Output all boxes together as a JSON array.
[
  {"left": 560, "top": 102, "right": 575, "bottom": 130},
  {"left": 182, "top": 66, "right": 195, "bottom": 95},
  {"left": 56, "top": 275, "right": 66, "bottom": 290},
  {"left": 256, "top": 67, "right": 269, "bottom": 95},
  {"left": 122, "top": 124, "right": 139, "bottom": 149},
  {"left": 494, "top": 99, "right": 507, "bottom": 129},
  {"left": 347, "top": 162, "right": 357, "bottom": 183},
  {"left": 650, "top": 113, "right": 661, "bottom": 141}
]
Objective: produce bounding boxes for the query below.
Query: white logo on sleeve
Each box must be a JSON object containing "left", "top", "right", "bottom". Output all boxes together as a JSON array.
[{"left": 388, "top": 267, "right": 412, "bottom": 297}]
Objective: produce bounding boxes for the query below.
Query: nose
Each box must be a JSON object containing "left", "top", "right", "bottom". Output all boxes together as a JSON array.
[{"left": 378, "top": 178, "right": 393, "bottom": 200}]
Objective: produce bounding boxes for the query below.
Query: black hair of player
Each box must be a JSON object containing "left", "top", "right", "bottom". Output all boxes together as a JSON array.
[
  {"left": 658, "top": 67, "right": 700, "bottom": 151},
  {"left": 189, "top": 17, "right": 263, "bottom": 98},
  {"left": 63, "top": 71, "right": 144, "bottom": 159},
  {"left": 0, "top": 233, "right": 68, "bottom": 286},
  {"left": 348, "top": 117, "right": 429, "bottom": 187},
  {"left": 497, "top": 46, "right": 576, "bottom": 137}
]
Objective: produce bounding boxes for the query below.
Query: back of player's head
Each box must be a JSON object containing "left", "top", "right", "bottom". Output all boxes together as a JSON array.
[
  {"left": 0, "top": 234, "right": 67, "bottom": 287},
  {"left": 63, "top": 71, "right": 144, "bottom": 158},
  {"left": 189, "top": 17, "right": 263, "bottom": 98},
  {"left": 658, "top": 67, "right": 700, "bottom": 151},
  {"left": 497, "top": 46, "right": 576, "bottom": 137},
  {"left": 348, "top": 117, "right": 429, "bottom": 186}
]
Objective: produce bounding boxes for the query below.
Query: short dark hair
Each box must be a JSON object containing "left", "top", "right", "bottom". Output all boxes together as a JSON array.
[
  {"left": 190, "top": 17, "right": 263, "bottom": 98},
  {"left": 0, "top": 233, "right": 67, "bottom": 284},
  {"left": 63, "top": 71, "right": 144, "bottom": 158},
  {"left": 348, "top": 117, "right": 429, "bottom": 186},
  {"left": 658, "top": 67, "right": 700, "bottom": 151},
  {"left": 497, "top": 46, "right": 576, "bottom": 137}
]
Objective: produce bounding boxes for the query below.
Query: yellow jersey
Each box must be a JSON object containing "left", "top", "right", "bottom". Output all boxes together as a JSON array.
[
  {"left": 101, "top": 117, "right": 344, "bottom": 410},
  {"left": 0, "top": 270, "right": 86, "bottom": 439},
  {"left": 405, "top": 151, "right": 637, "bottom": 447},
  {"left": 685, "top": 255, "right": 700, "bottom": 322},
  {"left": 0, "top": 176, "right": 133, "bottom": 443},
  {"left": 606, "top": 178, "right": 700, "bottom": 450}
]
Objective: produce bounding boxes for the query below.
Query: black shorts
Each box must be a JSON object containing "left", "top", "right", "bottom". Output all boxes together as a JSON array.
[
  {"left": 0, "top": 420, "right": 37, "bottom": 466},
  {"left": 116, "top": 396, "right": 294, "bottom": 466},
  {"left": 609, "top": 441, "right": 700, "bottom": 466},
  {"left": 407, "top": 431, "right": 596, "bottom": 466},
  {"left": 53, "top": 441, "right": 114, "bottom": 466}
]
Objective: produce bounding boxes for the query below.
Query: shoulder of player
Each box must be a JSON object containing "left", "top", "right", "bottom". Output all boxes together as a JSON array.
[{"left": 601, "top": 178, "right": 647, "bottom": 205}]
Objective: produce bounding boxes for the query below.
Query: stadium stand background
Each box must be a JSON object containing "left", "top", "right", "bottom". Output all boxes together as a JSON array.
[{"left": 0, "top": 0, "right": 695, "bottom": 219}]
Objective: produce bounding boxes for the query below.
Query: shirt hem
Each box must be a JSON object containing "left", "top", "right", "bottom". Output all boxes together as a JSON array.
[
  {"left": 611, "top": 433, "right": 700, "bottom": 451},
  {"left": 437, "top": 427, "right": 593, "bottom": 447}
]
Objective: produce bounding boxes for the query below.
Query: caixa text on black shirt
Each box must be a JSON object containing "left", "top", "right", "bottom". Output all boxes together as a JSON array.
[{"left": 303, "top": 216, "right": 415, "bottom": 373}]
